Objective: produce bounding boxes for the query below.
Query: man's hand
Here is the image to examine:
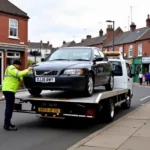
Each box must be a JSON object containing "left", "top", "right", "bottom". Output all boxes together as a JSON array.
[{"left": 28, "top": 67, "right": 33, "bottom": 71}]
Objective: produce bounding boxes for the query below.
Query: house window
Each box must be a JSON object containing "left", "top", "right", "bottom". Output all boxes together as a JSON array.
[
  {"left": 138, "top": 44, "right": 142, "bottom": 56},
  {"left": 128, "top": 45, "right": 133, "bottom": 58},
  {"left": 119, "top": 47, "right": 123, "bottom": 53},
  {"left": 9, "top": 19, "right": 18, "bottom": 38},
  {"left": 7, "top": 52, "right": 20, "bottom": 66}
]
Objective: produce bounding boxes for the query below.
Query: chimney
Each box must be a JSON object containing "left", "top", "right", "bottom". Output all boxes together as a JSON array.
[
  {"left": 106, "top": 25, "right": 113, "bottom": 38},
  {"left": 47, "top": 41, "right": 49, "bottom": 45},
  {"left": 86, "top": 35, "right": 92, "bottom": 39},
  {"left": 146, "top": 14, "right": 150, "bottom": 27},
  {"left": 81, "top": 39, "right": 85, "bottom": 42},
  {"left": 130, "top": 22, "right": 136, "bottom": 31},
  {"left": 49, "top": 44, "right": 53, "bottom": 49},
  {"left": 63, "top": 41, "right": 66, "bottom": 45},
  {"left": 40, "top": 40, "right": 42, "bottom": 43},
  {"left": 99, "top": 29, "right": 103, "bottom": 36}
]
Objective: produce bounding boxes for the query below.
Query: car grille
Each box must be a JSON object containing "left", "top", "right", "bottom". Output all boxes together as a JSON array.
[{"left": 35, "top": 70, "right": 58, "bottom": 76}]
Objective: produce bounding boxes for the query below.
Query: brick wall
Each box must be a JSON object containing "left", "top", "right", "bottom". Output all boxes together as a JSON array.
[{"left": 0, "top": 13, "right": 28, "bottom": 45}]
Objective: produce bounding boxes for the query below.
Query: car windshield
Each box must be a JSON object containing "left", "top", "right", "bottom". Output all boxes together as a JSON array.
[{"left": 48, "top": 48, "right": 92, "bottom": 61}]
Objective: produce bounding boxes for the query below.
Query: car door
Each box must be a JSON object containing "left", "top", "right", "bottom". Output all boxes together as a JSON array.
[
  {"left": 93, "top": 49, "right": 105, "bottom": 86},
  {"left": 98, "top": 50, "right": 110, "bottom": 84}
]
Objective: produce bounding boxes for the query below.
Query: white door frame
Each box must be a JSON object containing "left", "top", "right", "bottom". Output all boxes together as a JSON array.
[{"left": 0, "top": 51, "right": 3, "bottom": 86}]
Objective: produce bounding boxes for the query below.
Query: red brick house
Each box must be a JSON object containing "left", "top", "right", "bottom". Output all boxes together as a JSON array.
[
  {"left": 61, "top": 26, "right": 123, "bottom": 51},
  {"left": 0, "top": 0, "right": 29, "bottom": 85}
]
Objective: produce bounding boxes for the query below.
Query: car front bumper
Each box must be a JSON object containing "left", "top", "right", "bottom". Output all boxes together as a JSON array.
[{"left": 23, "top": 75, "right": 87, "bottom": 91}]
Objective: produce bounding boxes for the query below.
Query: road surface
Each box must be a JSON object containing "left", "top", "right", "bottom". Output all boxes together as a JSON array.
[{"left": 0, "top": 86, "right": 149, "bottom": 150}]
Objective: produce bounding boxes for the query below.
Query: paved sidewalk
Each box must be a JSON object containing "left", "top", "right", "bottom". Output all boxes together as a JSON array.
[
  {"left": 68, "top": 103, "right": 150, "bottom": 150},
  {"left": 133, "top": 82, "right": 150, "bottom": 88}
]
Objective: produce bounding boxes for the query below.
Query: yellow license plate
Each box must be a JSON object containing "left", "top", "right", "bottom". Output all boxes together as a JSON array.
[{"left": 38, "top": 108, "right": 60, "bottom": 113}]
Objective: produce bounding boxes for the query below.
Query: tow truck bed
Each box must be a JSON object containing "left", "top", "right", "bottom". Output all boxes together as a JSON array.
[
  {"left": 18, "top": 88, "right": 128, "bottom": 104},
  {"left": 14, "top": 88, "right": 130, "bottom": 121}
]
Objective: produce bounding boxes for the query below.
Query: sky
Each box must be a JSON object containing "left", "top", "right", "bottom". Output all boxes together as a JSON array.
[{"left": 10, "top": 0, "right": 150, "bottom": 47}]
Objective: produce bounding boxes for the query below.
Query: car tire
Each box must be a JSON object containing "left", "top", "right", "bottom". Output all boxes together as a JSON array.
[
  {"left": 28, "top": 88, "right": 42, "bottom": 96},
  {"left": 121, "top": 94, "right": 131, "bottom": 109},
  {"left": 105, "top": 75, "right": 114, "bottom": 91},
  {"left": 84, "top": 73, "right": 94, "bottom": 97},
  {"left": 103, "top": 99, "right": 115, "bottom": 122}
]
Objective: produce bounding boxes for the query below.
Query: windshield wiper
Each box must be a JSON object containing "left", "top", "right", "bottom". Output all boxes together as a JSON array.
[
  {"left": 50, "top": 59, "right": 69, "bottom": 61},
  {"left": 71, "top": 59, "right": 89, "bottom": 61}
]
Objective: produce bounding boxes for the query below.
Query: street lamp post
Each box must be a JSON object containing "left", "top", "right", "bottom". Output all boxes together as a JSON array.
[{"left": 106, "top": 20, "right": 115, "bottom": 51}]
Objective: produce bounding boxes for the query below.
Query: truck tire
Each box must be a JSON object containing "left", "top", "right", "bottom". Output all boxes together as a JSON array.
[
  {"left": 105, "top": 75, "right": 114, "bottom": 91},
  {"left": 84, "top": 73, "right": 94, "bottom": 97},
  {"left": 121, "top": 94, "right": 131, "bottom": 109},
  {"left": 103, "top": 99, "right": 115, "bottom": 122},
  {"left": 28, "top": 88, "right": 42, "bottom": 96}
]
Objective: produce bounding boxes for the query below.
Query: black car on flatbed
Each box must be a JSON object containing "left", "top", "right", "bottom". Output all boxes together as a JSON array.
[{"left": 23, "top": 47, "right": 114, "bottom": 96}]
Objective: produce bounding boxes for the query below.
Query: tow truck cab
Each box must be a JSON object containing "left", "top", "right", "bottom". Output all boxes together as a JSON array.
[{"left": 104, "top": 52, "right": 133, "bottom": 97}]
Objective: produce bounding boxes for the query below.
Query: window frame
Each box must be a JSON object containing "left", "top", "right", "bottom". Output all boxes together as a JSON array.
[
  {"left": 138, "top": 44, "right": 142, "bottom": 56},
  {"left": 7, "top": 52, "right": 20, "bottom": 58},
  {"left": 128, "top": 45, "right": 133, "bottom": 58},
  {"left": 9, "top": 18, "right": 18, "bottom": 38}
]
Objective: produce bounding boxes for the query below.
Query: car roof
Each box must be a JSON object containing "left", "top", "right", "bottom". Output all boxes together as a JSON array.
[{"left": 59, "top": 46, "right": 97, "bottom": 50}]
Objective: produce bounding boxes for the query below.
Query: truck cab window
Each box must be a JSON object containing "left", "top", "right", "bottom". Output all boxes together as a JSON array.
[{"left": 110, "top": 61, "right": 123, "bottom": 76}]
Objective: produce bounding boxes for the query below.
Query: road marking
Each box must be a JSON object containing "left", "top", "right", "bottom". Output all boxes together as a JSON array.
[{"left": 140, "top": 96, "right": 150, "bottom": 101}]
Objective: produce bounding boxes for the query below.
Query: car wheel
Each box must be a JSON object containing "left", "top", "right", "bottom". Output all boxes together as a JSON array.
[
  {"left": 84, "top": 73, "right": 94, "bottom": 96},
  {"left": 103, "top": 99, "right": 115, "bottom": 122},
  {"left": 105, "top": 75, "right": 114, "bottom": 91},
  {"left": 121, "top": 94, "right": 131, "bottom": 109},
  {"left": 28, "top": 88, "right": 42, "bottom": 96}
]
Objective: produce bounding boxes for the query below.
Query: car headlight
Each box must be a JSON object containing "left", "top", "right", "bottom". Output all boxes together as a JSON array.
[{"left": 63, "top": 69, "right": 84, "bottom": 75}]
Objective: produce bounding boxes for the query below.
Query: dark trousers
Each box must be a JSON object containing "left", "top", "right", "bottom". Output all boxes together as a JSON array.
[
  {"left": 139, "top": 78, "right": 142, "bottom": 85},
  {"left": 146, "top": 79, "right": 150, "bottom": 85},
  {"left": 3, "top": 91, "right": 15, "bottom": 127}
]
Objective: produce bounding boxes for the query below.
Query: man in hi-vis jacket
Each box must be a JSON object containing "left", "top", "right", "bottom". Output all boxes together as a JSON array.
[{"left": 2, "top": 59, "right": 33, "bottom": 131}]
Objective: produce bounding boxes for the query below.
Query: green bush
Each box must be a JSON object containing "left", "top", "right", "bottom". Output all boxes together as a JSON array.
[{"left": 28, "top": 59, "right": 33, "bottom": 66}]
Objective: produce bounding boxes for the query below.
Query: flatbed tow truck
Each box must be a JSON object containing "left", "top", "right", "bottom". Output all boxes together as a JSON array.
[{"left": 13, "top": 52, "right": 134, "bottom": 122}]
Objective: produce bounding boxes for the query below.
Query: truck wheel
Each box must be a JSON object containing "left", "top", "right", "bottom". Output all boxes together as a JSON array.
[
  {"left": 84, "top": 73, "right": 94, "bottom": 96},
  {"left": 121, "top": 94, "right": 131, "bottom": 109},
  {"left": 28, "top": 88, "right": 42, "bottom": 96},
  {"left": 103, "top": 99, "right": 115, "bottom": 122},
  {"left": 105, "top": 75, "right": 114, "bottom": 91}
]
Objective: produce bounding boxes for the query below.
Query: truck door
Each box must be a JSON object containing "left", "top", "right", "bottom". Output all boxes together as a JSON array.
[{"left": 126, "top": 63, "right": 133, "bottom": 95}]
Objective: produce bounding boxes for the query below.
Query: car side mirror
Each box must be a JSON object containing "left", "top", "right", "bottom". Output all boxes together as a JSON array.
[
  {"left": 95, "top": 57, "right": 103, "bottom": 62},
  {"left": 41, "top": 58, "right": 45, "bottom": 62}
]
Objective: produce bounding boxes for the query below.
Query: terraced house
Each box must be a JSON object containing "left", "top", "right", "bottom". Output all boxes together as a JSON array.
[
  {"left": 104, "top": 15, "right": 150, "bottom": 82},
  {"left": 0, "top": 0, "right": 29, "bottom": 86},
  {"left": 62, "top": 15, "right": 150, "bottom": 82}
]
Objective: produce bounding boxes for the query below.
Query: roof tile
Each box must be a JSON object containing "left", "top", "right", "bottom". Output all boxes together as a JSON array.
[{"left": 0, "top": 0, "right": 29, "bottom": 18}]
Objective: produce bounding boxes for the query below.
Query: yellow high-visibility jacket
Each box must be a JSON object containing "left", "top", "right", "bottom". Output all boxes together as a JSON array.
[{"left": 2, "top": 65, "right": 29, "bottom": 93}]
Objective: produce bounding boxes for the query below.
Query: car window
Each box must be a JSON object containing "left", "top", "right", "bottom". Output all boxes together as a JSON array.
[
  {"left": 98, "top": 50, "right": 105, "bottom": 58},
  {"left": 48, "top": 48, "right": 92, "bottom": 61},
  {"left": 110, "top": 61, "right": 123, "bottom": 76},
  {"left": 94, "top": 49, "right": 100, "bottom": 58}
]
